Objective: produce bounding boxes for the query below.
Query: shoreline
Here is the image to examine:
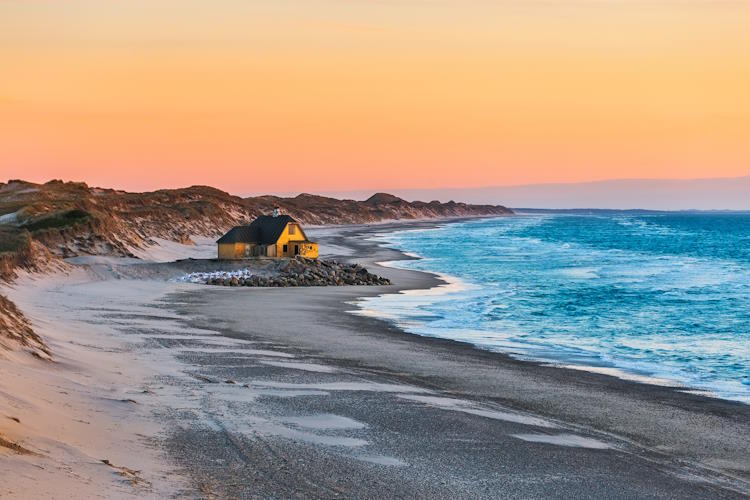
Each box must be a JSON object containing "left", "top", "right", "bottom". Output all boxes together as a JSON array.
[
  {"left": 169, "top": 221, "right": 750, "bottom": 495},
  {"left": 321, "top": 222, "right": 750, "bottom": 407},
  {"left": 351, "top": 218, "right": 750, "bottom": 406},
  {"left": 1, "top": 217, "right": 749, "bottom": 497},
  {"left": 360, "top": 240, "right": 750, "bottom": 405}
]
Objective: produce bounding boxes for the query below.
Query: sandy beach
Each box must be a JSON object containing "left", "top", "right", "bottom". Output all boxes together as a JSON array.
[{"left": 2, "top": 220, "right": 750, "bottom": 498}]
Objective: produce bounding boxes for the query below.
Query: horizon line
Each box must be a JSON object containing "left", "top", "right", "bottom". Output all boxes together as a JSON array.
[{"left": 3, "top": 173, "right": 749, "bottom": 199}]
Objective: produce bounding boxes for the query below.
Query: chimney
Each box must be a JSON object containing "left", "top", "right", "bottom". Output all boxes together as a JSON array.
[{"left": 272, "top": 207, "right": 280, "bottom": 217}]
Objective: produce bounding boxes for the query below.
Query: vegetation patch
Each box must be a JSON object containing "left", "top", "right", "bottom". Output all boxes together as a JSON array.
[
  {"left": 0, "top": 227, "right": 30, "bottom": 254},
  {"left": 0, "top": 434, "right": 36, "bottom": 455},
  {"left": 0, "top": 294, "right": 51, "bottom": 359},
  {"left": 21, "top": 209, "right": 91, "bottom": 232}
]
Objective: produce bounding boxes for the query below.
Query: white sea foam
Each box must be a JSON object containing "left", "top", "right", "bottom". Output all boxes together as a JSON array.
[
  {"left": 550, "top": 364, "right": 684, "bottom": 388},
  {"left": 558, "top": 267, "right": 599, "bottom": 279},
  {"left": 352, "top": 214, "right": 750, "bottom": 404}
]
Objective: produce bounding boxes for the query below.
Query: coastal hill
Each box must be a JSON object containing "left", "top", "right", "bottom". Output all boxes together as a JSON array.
[
  {"left": 256, "top": 191, "right": 510, "bottom": 225},
  {"left": 0, "top": 179, "right": 511, "bottom": 354},
  {"left": 0, "top": 179, "right": 511, "bottom": 265}
]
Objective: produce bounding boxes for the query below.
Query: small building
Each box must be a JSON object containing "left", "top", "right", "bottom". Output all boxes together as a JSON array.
[{"left": 217, "top": 212, "right": 319, "bottom": 260}]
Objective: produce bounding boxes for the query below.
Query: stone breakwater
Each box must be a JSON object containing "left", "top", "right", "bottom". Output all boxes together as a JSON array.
[{"left": 180, "top": 257, "right": 391, "bottom": 287}]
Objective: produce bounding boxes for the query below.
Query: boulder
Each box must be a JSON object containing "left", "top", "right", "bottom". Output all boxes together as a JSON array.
[{"left": 199, "top": 258, "right": 389, "bottom": 288}]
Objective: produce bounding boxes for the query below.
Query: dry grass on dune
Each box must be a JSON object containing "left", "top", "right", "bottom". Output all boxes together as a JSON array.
[
  {"left": 0, "top": 294, "right": 50, "bottom": 360},
  {"left": 0, "top": 433, "right": 36, "bottom": 455}
]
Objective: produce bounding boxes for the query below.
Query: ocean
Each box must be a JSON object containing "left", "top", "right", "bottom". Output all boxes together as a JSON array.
[{"left": 356, "top": 213, "right": 750, "bottom": 403}]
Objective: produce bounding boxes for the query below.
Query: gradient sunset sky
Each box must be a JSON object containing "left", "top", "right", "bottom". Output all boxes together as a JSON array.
[{"left": 1, "top": 1, "right": 748, "bottom": 194}]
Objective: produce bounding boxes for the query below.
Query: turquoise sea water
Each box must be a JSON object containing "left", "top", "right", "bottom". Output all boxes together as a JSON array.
[{"left": 357, "top": 214, "right": 750, "bottom": 403}]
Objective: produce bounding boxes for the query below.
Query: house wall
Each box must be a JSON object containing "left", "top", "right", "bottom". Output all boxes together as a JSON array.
[
  {"left": 299, "top": 242, "right": 319, "bottom": 258},
  {"left": 218, "top": 243, "right": 236, "bottom": 259},
  {"left": 218, "top": 222, "right": 317, "bottom": 260},
  {"left": 218, "top": 242, "right": 255, "bottom": 259},
  {"left": 278, "top": 241, "right": 319, "bottom": 258},
  {"left": 276, "top": 223, "right": 317, "bottom": 258},
  {"left": 277, "top": 223, "right": 307, "bottom": 245}
]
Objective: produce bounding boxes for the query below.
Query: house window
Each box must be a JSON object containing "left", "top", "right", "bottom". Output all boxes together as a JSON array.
[
  {"left": 288, "top": 224, "right": 296, "bottom": 235},
  {"left": 283, "top": 244, "right": 288, "bottom": 253}
]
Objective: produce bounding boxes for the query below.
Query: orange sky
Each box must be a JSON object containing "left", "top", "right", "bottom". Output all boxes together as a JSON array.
[{"left": 1, "top": 1, "right": 748, "bottom": 194}]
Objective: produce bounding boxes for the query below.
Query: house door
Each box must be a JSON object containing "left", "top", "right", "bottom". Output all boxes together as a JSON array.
[{"left": 294, "top": 245, "right": 299, "bottom": 255}]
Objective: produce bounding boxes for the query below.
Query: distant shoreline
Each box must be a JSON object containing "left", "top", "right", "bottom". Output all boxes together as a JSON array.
[{"left": 513, "top": 208, "right": 750, "bottom": 214}]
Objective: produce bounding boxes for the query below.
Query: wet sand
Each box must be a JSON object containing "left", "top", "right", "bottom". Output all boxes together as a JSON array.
[
  {"left": 162, "top": 222, "right": 750, "bottom": 497},
  {"left": 2, "top": 219, "right": 750, "bottom": 498}
]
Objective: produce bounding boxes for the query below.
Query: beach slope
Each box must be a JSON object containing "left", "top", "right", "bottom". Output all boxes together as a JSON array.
[{"left": 1, "top": 221, "right": 748, "bottom": 498}]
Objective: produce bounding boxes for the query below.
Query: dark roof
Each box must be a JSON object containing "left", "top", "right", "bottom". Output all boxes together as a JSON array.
[{"left": 217, "top": 215, "right": 297, "bottom": 245}]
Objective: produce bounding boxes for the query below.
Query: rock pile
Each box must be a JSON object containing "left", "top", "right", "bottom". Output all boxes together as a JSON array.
[{"left": 202, "top": 257, "right": 390, "bottom": 287}]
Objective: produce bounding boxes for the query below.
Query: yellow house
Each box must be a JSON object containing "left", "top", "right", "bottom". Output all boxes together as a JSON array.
[{"left": 217, "top": 213, "right": 319, "bottom": 259}]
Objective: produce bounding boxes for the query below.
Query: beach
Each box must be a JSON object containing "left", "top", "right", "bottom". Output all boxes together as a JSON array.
[{"left": 2, "top": 220, "right": 750, "bottom": 498}]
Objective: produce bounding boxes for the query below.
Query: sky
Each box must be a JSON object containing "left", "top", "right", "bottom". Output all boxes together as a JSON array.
[
  {"left": 343, "top": 176, "right": 750, "bottom": 210},
  {"left": 1, "top": 1, "right": 749, "bottom": 196}
]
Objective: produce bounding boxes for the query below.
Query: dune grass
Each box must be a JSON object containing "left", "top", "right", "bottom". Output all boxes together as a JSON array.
[
  {"left": 0, "top": 227, "right": 30, "bottom": 254},
  {"left": 21, "top": 209, "right": 91, "bottom": 232}
]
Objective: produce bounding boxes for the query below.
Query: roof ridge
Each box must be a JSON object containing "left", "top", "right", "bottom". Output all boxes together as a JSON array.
[{"left": 216, "top": 214, "right": 298, "bottom": 244}]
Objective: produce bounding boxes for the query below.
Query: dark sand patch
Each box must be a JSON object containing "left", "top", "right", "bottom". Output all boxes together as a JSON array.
[{"left": 0, "top": 434, "right": 36, "bottom": 455}]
